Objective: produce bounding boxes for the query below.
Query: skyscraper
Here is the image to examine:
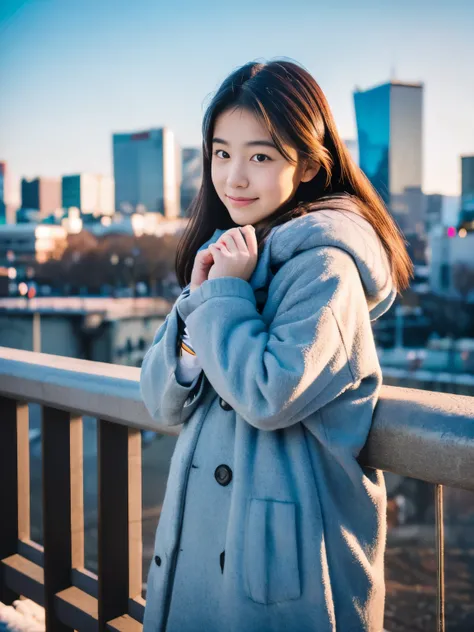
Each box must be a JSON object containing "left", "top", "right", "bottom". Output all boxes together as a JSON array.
[
  {"left": 425, "top": 193, "right": 443, "bottom": 234},
  {"left": 0, "top": 162, "right": 6, "bottom": 224},
  {"left": 21, "top": 177, "right": 62, "bottom": 217},
  {"left": 113, "top": 128, "right": 181, "bottom": 218},
  {"left": 62, "top": 174, "right": 115, "bottom": 215},
  {"left": 181, "top": 147, "right": 202, "bottom": 217},
  {"left": 354, "top": 80, "right": 424, "bottom": 235},
  {"left": 460, "top": 155, "right": 474, "bottom": 227}
]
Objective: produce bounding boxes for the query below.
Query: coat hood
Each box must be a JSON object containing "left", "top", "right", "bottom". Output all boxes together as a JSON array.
[{"left": 201, "top": 197, "right": 397, "bottom": 321}]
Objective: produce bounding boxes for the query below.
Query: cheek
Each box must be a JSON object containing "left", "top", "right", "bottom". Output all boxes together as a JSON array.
[
  {"left": 211, "top": 162, "right": 218, "bottom": 187},
  {"left": 262, "top": 166, "right": 296, "bottom": 198},
  {"left": 211, "top": 159, "right": 221, "bottom": 177}
]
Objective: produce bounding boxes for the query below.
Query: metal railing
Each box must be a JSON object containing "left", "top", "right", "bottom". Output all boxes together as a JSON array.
[{"left": 1, "top": 346, "right": 473, "bottom": 631}]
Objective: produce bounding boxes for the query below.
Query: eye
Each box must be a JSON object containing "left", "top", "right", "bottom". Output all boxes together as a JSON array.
[
  {"left": 251, "top": 154, "right": 271, "bottom": 163},
  {"left": 214, "top": 149, "right": 229, "bottom": 159},
  {"left": 213, "top": 150, "right": 271, "bottom": 163}
]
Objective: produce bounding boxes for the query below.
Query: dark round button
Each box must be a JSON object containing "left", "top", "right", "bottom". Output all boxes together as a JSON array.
[
  {"left": 214, "top": 464, "right": 232, "bottom": 486},
  {"left": 219, "top": 398, "right": 232, "bottom": 411},
  {"left": 154, "top": 555, "right": 161, "bottom": 566}
]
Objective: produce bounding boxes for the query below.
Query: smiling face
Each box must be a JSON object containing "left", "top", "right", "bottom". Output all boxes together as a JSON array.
[{"left": 211, "top": 107, "right": 319, "bottom": 228}]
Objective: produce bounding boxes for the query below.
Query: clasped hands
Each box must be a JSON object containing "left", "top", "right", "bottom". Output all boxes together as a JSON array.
[{"left": 189, "top": 225, "right": 258, "bottom": 293}]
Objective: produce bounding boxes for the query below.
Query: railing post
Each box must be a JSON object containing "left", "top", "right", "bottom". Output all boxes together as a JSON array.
[
  {"left": 0, "top": 397, "right": 28, "bottom": 604},
  {"left": 97, "top": 419, "right": 130, "bottom": 629},
  {"left": 435, "top": 484, "right": 445, "bottom": 632},
  {"left": 42, "top": 407, "right": 83, "bottom": 631}
]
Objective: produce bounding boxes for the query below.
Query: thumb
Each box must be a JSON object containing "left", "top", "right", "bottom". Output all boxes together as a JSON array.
[{"left": 197, "top": 248, "right": 214, "bottom": 266}]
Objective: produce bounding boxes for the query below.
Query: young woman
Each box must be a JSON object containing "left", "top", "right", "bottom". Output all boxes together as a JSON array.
[{"left": 140, "top": 59, "right": 413, "bottom": 632}]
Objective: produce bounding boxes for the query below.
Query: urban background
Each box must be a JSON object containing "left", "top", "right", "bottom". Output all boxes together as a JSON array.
[{"left": 0, "top": 0, "right": 473, "bottom": 630}]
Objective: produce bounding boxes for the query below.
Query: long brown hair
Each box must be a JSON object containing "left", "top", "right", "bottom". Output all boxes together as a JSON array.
[{"left": 176, "top": 59, "right": 413, "bottom": 293}]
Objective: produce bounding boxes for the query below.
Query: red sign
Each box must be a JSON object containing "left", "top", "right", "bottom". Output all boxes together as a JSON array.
[{"left": 131, "top": 132, "right": 150, "bottom": 141}]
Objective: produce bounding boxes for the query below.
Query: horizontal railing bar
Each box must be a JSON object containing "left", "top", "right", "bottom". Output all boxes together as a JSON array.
[
  {"left": 1, "top": 347, "right": 474, "bottom": 490},
  {"left": 0, "top": 346, "right": 178, "bottom": 435},
  {"left": 107, "top": 614, "right": 143, "bottom": 631},
  {"left": 72, "top": 567, "right": 99, "bottom": 599},
  {"left": 1, "top": 554, "right": 44, "bottom": 606},
  {"left": 18, "top": 539, "right": 44, "bottom": 567},
  {"left": 128, "top": 597, "right": 145, "bottom": 624},
  {"left": 55, "top": 585, "right": 98, "bottom": 631},
  {"left": 358, "top": 385, "right": 474, "bottom": 491}
]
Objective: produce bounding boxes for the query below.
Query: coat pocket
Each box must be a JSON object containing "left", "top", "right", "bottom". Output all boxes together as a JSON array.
[{"left": 244, "top": 498, "right": 301, "bottom": 604}]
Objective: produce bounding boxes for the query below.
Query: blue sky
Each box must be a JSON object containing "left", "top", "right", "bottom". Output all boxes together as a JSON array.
[{"left": 0, "top": 0, "right": 473, "bottom": 196}]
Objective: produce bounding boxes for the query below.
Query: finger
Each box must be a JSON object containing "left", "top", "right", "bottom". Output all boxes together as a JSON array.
[
  {"left": 240, "top": 225, "right": 258, "bottom": 256},
  {"left": 217, "top": 232, "right": 239, "bottom": 254},
  {"left": 220, "top": 228, "right": 247, "bottom": 253},
  {"left": 209, "top": 243, "right": 227, "bottom": 257},
  {"left": 232, "top": 228, "right": 250, "bottom": 253},
  {"left": 195, "top": 250, "right": 216, "bottom": 271},
  {"left": 196, "top": 248, "right": 214, "bottom": 263}
]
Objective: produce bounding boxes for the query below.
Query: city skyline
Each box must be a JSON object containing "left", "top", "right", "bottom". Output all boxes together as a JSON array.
[{"left": 1, "top": 0, "right": 473, "bottom": 197}]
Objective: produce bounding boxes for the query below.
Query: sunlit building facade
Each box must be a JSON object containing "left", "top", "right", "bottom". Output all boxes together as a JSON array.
[
  {"left": 460, "top": 156, "right": 474, "bottom": 229},
  {"left": 21, "top": 177, "right": 61, "bottom": 218},
  {"left": 113, "top": 128, "right": 181, "bottom": 218},
  {"left": 62, "top": 174, "right": 114, "bottom": 215},
  {"left": 181, "top": 147, "right": 202, "bottom": 217},
  {"left": 0, "top": 162, "right": 6, "bottom": 225},
  {"left": 354, "top": 81, "right": 424, "bottom": 235}
]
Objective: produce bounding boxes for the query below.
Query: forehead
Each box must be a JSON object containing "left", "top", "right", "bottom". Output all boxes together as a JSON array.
[{"left": 213, "top": 108, "right": 270, "bottom": 139}]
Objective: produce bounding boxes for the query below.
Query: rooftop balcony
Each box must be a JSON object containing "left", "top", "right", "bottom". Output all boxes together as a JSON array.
[{"left": 0, "top": 346, "right": 473, "bottom": 631}]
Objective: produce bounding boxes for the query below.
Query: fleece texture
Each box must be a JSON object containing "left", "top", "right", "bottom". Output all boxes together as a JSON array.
[{"left": 140, "top": 197, "right": 397, "bottom": 632}]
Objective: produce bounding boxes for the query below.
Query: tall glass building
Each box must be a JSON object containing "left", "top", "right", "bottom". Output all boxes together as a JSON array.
[
  {"left": 21, "top": 177, "right": 61, "bottom": 218},
  {"left": 62, "top": 174, "right": 115, "bottom": 215},
  {"left": 354, "top": 81, "right": 424, "bottom": 235},
  {"left": 113, "top": 128, "right": 181, "bottom": 218},
  {"left": 460, "top": 155, "right": 474, "bottom": 227},
  {"left": 0, "top": 162, "right": 6, "bottom": 224},
  {"left": 181, "top": 147, "right": 202, "bottom": 217}
]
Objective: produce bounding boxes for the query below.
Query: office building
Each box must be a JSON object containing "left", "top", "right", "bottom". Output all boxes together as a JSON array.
[
  {"left": 181, "top": 147, "right": 202, "bottom": 216},
  {"left": 21, "top": 177, "right": 61, "bottom": 218},
  {"left": 354, "top": 80, "right": 424, "bottom": 235},
  {"left": 0, "top": 162, "right": 6, "bottom": 224},
  {"left": 429, "top": 225, "right": 474, "bottom": 301},
  {"left": 425, "top": 194, "right": 443, "bottom": 234},
  {"left": 460, "top": 156, "right": 474, "bottom": 228},
  {"left": 62, "top": 174, "right": 114, "bottom": 215},
  {"left": 113, "top": 128, "right": 181, "bottom": 218}
]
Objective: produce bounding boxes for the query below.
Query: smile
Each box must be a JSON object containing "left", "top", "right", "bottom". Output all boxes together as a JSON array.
[{"left": 226, "top": 195, "right": 258, "bottom": 207}]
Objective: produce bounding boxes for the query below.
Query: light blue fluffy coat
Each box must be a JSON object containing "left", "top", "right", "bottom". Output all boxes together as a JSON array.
[{"left": 140, "top": 199, "right": 397, "bottom": 632}]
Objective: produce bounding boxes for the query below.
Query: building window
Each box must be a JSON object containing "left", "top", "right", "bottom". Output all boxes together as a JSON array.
[{"left": 440, "top": 264, "right": 450, "bottom": 290}]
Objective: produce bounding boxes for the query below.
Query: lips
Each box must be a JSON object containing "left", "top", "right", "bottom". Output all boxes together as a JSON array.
[{"left": 226, "top": 195, "right": 258, "bottom": 201}]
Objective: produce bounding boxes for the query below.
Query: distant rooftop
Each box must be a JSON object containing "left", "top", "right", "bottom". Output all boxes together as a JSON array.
[
  {"left": 0, "top": 296, "right": 172, "bottom": 320},
  {"left": 354, "top": 79, "right": 424, "bottom": 93}
]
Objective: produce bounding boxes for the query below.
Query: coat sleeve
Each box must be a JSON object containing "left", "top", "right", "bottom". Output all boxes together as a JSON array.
[
  {"left": 176, "top": 247, "right": 379, "bottom": 431},
  {"left": 139, "top": 287, "right": 206, "bottom": 427}
]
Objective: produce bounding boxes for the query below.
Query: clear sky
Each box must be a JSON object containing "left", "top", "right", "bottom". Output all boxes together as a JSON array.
[{"left": 0, "top": 0, "right": 473, "bottom": 196}]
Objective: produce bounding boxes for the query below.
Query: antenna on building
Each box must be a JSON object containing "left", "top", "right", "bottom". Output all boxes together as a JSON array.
[{"left": 390, "top": 63, "right": 397, "bottom": 82}]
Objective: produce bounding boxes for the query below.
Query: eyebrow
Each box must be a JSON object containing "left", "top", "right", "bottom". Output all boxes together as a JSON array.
[{"left": 212, "top": 137, "right": 277, "bottom": 149}]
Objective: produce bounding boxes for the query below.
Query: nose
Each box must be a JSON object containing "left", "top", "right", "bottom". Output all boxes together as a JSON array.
[{"left": 226, "top": 160, "right": 249, "bottom": 189}]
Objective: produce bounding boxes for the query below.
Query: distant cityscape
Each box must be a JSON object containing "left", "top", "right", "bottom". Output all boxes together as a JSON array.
[
  {"left": 1, "top": 73, "right": 474, "bottom": 632},
  {"left": 0, "top": 77, "right": 473, "bottom": 342}
]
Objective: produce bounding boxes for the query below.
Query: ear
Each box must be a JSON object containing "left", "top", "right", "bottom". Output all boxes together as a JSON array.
[{"left": 300, "top": 161, "right": 321, "bottom": 183}]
